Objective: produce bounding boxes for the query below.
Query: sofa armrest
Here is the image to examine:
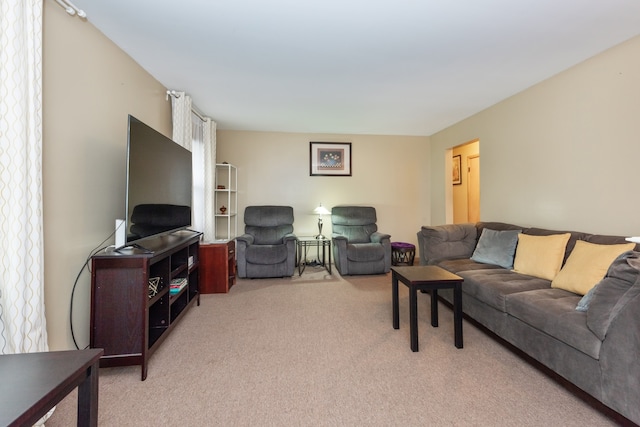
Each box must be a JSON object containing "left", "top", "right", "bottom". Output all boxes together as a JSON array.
[
  {"left": 417, "top": 223, "right": 477, "bottom": 265},
  {"left": 283, "top": 234, "right": 297, "bottom": 274},
  {"left": 236, "top": 233, "right": 254, "bottom": 246},
  {"left": 370, "top": 232, "right": 391, "bottom": 244},
  {"left": 598, "top": 282, "right": 640, "bottom": 423},
  {"left": 332, "top": 235, "right": 349, "bottom": 274},
  {"left": 235, "top": 234, "right": 255, "bottom": 278}
]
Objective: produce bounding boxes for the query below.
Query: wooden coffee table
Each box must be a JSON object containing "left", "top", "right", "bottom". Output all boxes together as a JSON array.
[
  {"left": 0, "top": 348, "right": 103, "bottom": 426},
  {"left": 392, "top": 265, "right": 464, "bottom": 352}
]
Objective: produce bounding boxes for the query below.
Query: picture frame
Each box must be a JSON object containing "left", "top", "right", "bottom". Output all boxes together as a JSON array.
[
  {"left": 310, "top": 142, "right": 352, "bottom": 176},
  {"left": 452, "top": 154, "right": 462, "bottom": 185}
]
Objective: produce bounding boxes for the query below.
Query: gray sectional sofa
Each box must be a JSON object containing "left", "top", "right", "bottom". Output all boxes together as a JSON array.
[{"left": 417, "top": 222, "right": 640, "bottom": 425}]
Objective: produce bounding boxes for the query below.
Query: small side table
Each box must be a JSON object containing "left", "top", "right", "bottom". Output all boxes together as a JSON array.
[
  {"left": 200, "top": 240, "right": 236, "bottom": 293},
  {"left": 297, "top": 236, "right": 331, "bottom": 275},
  {"left": 392, "top": 265, "right": 464, "bottom": 352},
  {"left": 391, "top": 242, "right": 416, "bottom": 266}
]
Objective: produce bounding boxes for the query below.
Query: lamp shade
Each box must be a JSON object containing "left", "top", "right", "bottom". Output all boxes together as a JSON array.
[{"left": 314, "top": 205, "right": 330, "bottom": 215}]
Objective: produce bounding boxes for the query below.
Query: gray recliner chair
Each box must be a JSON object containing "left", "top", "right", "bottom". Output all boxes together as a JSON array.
[
  {"left": 331, "top": 206, "right": 391, "bottom": 275},
  {"left": 236, "top": 205, "right": 297, "bottom": 278}
]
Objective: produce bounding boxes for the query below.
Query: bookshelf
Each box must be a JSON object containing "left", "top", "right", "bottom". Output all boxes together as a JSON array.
[{"left": 214, "top": 163, "right": 237, "bottom": 240}]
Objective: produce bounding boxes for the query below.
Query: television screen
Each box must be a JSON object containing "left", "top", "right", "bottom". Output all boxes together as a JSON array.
[{"left": 125, "top": 115, "right": 192, "bottom": 245}]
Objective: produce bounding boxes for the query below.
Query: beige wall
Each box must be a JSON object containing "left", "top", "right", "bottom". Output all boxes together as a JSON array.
[
  {"left": 43, "top": 2, "right": 172, "bottom": 350},
  {"left": 430, "top": 35, "right": 640, "bottom": 236},
  {"left": 217, "top": 131, "right": 430, "bottom": 244}
]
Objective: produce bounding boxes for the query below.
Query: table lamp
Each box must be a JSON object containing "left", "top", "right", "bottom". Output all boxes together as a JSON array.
[{"left": 314, "top": 204, "right": 331, "bottom": 239}]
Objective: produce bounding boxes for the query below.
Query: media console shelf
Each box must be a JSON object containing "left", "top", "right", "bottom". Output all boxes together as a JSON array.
[{"left": 90, "top": 230, "right": 201, "bottom": 380}]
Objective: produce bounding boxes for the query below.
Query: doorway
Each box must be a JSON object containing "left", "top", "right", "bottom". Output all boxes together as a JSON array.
[
  {"left": 452, "top": 140, "right": 480, "bottom": 224},
  {"left": 467, "top": 154, "right": 480, "bottom": 222}
]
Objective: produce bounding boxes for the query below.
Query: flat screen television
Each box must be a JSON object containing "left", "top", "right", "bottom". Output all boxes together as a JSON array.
[{"left": 124, "top": 115, "right": 192, "bottom": 247}]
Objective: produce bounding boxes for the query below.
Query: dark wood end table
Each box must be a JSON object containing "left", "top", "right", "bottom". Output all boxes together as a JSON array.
[
  {"left": 0, "top": 348, "right": 103, "bottom": 427},
  {"left": 392, "top": 265, "right": 464, "bottom": 352}
]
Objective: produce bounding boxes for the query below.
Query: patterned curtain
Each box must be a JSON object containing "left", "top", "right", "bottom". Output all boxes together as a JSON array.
[
  {"left": 171, "top": 91, "right": 193, "bottom": 150},
  {"left": 0, "top": 0, "right": 48, "bottom": 354},
  {"left": 170, "top": 92, "right": 216, "bottom": 241}
]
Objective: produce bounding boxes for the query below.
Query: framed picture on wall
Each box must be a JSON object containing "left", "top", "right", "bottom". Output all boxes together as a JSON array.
[
  {"left": 453, "top": 154, "right": 462, "bottom": 185},
  {"left": 310, "top": 142, "right": 352, "bottom": 176}
]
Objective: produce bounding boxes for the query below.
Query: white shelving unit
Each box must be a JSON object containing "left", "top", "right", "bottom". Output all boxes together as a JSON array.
[{"left": 214, "top": 163, "right": 238, "bottom": 240}]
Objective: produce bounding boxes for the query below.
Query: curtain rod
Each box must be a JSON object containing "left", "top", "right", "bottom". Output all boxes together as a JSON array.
[
  {"left": 166, "top": 90, "right": 207, "bottom": 122},
  {"left": 54, "top": 0, "right": 86, "bottom": 18},
  {"left": 192, "top": 108, "right": 206, "bottom": 122}
]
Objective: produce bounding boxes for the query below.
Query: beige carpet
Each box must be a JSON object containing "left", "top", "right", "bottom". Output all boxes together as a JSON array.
[{"left": 47, "top": 267, "right": 621, "bottom": 426}]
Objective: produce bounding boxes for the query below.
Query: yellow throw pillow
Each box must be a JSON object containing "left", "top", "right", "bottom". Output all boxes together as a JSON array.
[
  {"left": 513, "top": 233, "right": 571, "bottom": 281},
  {"left": 551, "top": 240, "right": 635, "bottom": 295}
]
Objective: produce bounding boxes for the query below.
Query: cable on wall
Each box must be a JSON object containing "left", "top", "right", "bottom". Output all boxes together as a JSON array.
[{"left": 69, "top": 229, "right": 118, "bottom": 350}]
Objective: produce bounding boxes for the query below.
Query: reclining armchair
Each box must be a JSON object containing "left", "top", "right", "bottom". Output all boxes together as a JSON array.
[
  {"left": 236, "top": 205, "right": 297, "bottom": 278},
  {"left": 331, "top": 206, "right": 391, "bottom": 275}
]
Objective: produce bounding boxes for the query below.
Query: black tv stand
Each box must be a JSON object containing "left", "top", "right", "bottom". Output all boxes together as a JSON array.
[
  {"left": 115, "top": 242, "right": 155, "bottom": 254},
  {"left": 90, "top": 230, "right": 201, "bottom": 380}
]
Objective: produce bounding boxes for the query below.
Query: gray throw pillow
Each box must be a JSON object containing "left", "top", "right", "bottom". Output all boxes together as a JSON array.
[
  {"left": 471, "top": 228, "right": 521, "bottom": 269},
  {"left": 576, "top": 285, "right": 597, "bottom": 312}
]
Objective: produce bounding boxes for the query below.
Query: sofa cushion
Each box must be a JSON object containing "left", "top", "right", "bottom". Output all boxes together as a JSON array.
[
  {"left": 419, "top": 223, "right": 477, "bottom": 264},
  {"left": 476, "top": 222, "right": 525, "bottom": 234},
  {"left": 346, "top": 243, "right": 385, "bottom": 262},
  {"left": 438, "top": 258, "right": 504, "bottom": 274},
  {"left": 513, "top": 233, "right": 571, "bottom": 281},
  {"left": 587, "top": 251, "right": 640, "bottom": 340},
  {"left": 471, "top": 228, "right": 521, "bottom": 269},
  {"left": 331, "top": 206, "right": 378, "bottom": 243},
  {"left": 455, "top": 268, "right": 551, "bottom": 313},
  {"left": 506, "top": 288, "right": 601, "bottom": 359},
  {"left": 338, "top": 225, "right": 376, "bottom": 244},
  {"left": 244, "top": 205, "right": 294, "bottom": 227},
  {"left": 245, "top": 244, "right": 289, "bottom": 265},
  {"left": 245, "top": 225, "right": 293, "bottom": 245},
  {"left": 551, "top": 241, "right": 635, "bottom": 295}
]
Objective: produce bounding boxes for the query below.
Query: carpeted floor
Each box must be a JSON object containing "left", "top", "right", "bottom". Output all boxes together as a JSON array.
[{"left": 47, "top": 267, "right": 621, "bottom": 426}]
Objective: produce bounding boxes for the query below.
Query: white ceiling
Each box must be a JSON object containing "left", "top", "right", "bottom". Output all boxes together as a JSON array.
[{"left": 69, "top": 0, "right": 640, "bottom": 136}]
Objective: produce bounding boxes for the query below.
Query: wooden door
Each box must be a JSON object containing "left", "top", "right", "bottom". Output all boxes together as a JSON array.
[{"left": 467, "top": 155, "right": 480, "bottom": 222}]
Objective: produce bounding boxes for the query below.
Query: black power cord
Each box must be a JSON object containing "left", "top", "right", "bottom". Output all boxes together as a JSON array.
[{"left": 69, "top": 224, "right": 123, "bottom": 350}]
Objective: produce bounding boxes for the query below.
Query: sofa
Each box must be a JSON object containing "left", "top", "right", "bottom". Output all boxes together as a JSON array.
[
  {"left": 236, "top": 205, "right": 297, "bottom": 278},
  {"left": 417, "top": 221, "right": 640, "bottom": 425},
  {"left": 331, "top": 206, "right": 391, "bottom": 275}
]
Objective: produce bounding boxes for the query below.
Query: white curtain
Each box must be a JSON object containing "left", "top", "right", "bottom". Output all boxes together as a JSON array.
[
  {"left": 171, "top": 92, "right": 192, "bottom": 151},
  {"left": 202, "top": 117, "right": 217, "bottom": 241},
  {"left": 170, "top": 92, "right": 217, "bottom": 242},
  {"left": 0, "top": 0, "right": 48, "bottom": 354},
  {"left": 191, "top": 113, "right": 205, "bottom": 234}
]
